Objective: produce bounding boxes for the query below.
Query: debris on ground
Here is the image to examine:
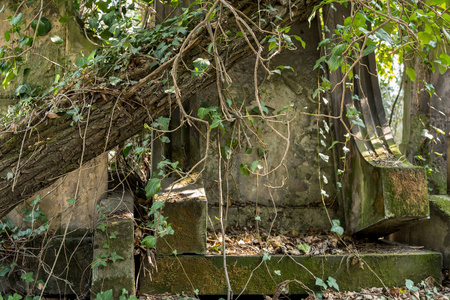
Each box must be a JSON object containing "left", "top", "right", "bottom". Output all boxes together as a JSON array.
[{"left": 206, "top": 227, "right": 427, "bottom": 256}]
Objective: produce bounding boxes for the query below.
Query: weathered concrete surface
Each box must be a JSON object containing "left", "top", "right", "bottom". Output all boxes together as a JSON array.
[
  {"left": 0, "top": 1, "right": 97, "bottom": 99},
  {"left": 7, "top": 152, "right": 108, "bottom": 230},
  {"left": 389, "top": 195, "right": 450, "bottom": 268},
  {"left": 346, "top": 146, "right": 430, "bottom": 236},
  {"left": 2, "top": 230, "right": 93, "bottom": 297},
  {"left": 0, "top": 99, "right": 15, "bottom": 116},
  {"left": 191, "top": 19, "right": 342, "bottom": 231},
  {"left": 140, "top": 252, "right": 442, "bottom": 295},
  {"left": 91, "top": 193, "right": 135, "bottom": 298},
  {"left": 155, "top": 178, "right": 207, "bottom": 255}
]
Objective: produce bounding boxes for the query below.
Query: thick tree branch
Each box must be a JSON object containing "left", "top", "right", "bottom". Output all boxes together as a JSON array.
[{"left": 0, "top": 0, "right": 316, "bottom": 217}]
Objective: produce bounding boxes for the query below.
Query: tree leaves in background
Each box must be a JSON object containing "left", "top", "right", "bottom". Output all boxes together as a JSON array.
[{"left": 30, "top": 18, "right": 52, "bottom": 36}]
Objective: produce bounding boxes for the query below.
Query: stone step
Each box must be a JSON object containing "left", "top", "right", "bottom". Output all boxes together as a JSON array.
[
  {"left": 139, "top": 250, "right": 442, "bottom": 295},
  {"left": 91, "top": 191, "right": 135, "bottom": 298},
  {"left": 154, "top": 177, "right": 207, "bottom": 256},
  {"left": 389, "top": 195, "right": 450, "bottom": 269}
]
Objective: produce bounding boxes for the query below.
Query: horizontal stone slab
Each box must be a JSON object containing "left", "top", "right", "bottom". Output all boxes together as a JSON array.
[{"left": 140, "top": 251, "right": 442, "bottom": 295}]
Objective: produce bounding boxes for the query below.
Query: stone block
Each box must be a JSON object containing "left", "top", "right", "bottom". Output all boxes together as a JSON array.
[
  {"left": 140, "top": 251, "right": 442, "bottom": 295},
  {"left": 7, "top": 152, "right": 108, "bottom": 231},
  {"left": 155, "top": 178, "right": 207, "bottom": 255},
  {"left": 345, "top": 145, "right": 430, "bottom": 236},
  {"left": 91, "top": 193, "right": 135, "bottom": 298},
  {"left": 2, "top": 230, "right": 93, "bottom": 297},
  {"left": 389, "top": 195, "right": 450, "bottom": 268},
  {"left": 157, "top": 197, "right": 207, "bottom": 255}
]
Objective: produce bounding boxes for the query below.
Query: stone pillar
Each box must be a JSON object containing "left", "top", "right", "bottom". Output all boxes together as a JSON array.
[{"left": 7, "top": 152, "right": 108, "bottom": 230}]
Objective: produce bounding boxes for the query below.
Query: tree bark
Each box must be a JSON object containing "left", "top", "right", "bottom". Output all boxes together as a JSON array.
[{"left": 0, "top": 0, "right": 316, "bottom": 217}]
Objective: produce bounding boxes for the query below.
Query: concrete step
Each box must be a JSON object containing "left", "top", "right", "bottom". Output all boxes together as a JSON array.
[
  {"left": 389, "top": 195, "right": 450, "bottom": 269},
  {"left": 91, "top": 191, "right": 135, "bottom": 298},
  {"left": 139, "top": 250, "right": 442, "bottom": 295}
]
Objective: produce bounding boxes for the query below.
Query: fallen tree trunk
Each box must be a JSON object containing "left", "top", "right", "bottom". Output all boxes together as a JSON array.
[{"left": 0, "top": 0, "right": 316, "bottom": 217}]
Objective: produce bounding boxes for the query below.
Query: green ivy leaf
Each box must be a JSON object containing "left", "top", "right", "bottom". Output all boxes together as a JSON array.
[
  {"left": 291, "top": 34, "right": 306, "bottom": 48},
  {"left": 327, "top": 55, "right": 344, "bottom": 72},
  {"left": 66, "top": 198, "right": 76, "bottom": 205},
  {"left": 192, "top": 58, "right": 210, "bottom": 77},
  {"left": 362, "top": 44, "right": 377, "bottom": 57},
  {"left": 109, "top": 251, "right": 124, "bottom": 262},
  {"left": 297, "top": 243, "right": 311, "bottom": 252},
  {"left": 315, "top": 278, "right": 328, "bottom": 290},
  {"left": 151, "top": 116, "right": 170, "bottom": 130},
  {"left": 331, "top": 219, "right": 344, "bottom": 236},
  {"left": 319, "top": 153, "right": 329, "bottom": 163},
  {"left": 20, "top": 272, "right": 34, "bottom": 284},
  {"left": 123, "top": 143, "right": 133, "bottom": 157},
  {"left": 374, "top": 28, "right": 394, "bottom": 45},
  {"left": 327, "top": 141, "right": 340, "bottom": 150},
  {"left": 141, "top": 235, "right": 157, "bottom": 249},
  {"left": 97, "top": 222, "right": 107, "bottom": 232},
  {"left": 251, "top": 161, "right": 259, "bottom": 172},
  {"left": 314, "top": 56, "right": 326, "bottom": 70},
  {"left": 240, "top": 163, "right": 250, "bottom": 177},
  {"left": 145, "top": 178, "right": 161, "bottom": 199},
  {"left": 50, "top": 35, "right": 64, "bottom": 44},
  {"left": 10, "top": 13, "right": 23, "bottom": 26},
  {"left": 109, "top": 76, "right": 122, "bottom": 86},
  {"left": 405, "top": 68, "right": 416, "bottom": 82},
  {"left": 405, "top": 279, "right": 419, "bottom": 292},
  {"left": 210, "top": 118, "right": 222, "bottom": 130},
  {"left": 96, "top": 289, "right": 113, "bottom": 300},
  {"left": 30, "top": 18, "right": 52, "bottom": 36},
  {"left": 351, "top": 117, "right": 366, "bottom": 128},
  {"left": 327, "top": 276, "right": 339, "bottom": 291},
  {"left": 0, "top": 264, "right": 11, "bottom": 276},
  {"left": 197, "top": 107, "right": 210, "bottom": 119}
]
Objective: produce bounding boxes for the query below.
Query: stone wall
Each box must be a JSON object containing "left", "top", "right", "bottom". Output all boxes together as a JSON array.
[
  {"left": 189, "top": 19, "right": 343, "bottom": 231},
  {"left": 7, "top": 152, "right": 108, "bottom": 230},
  {"left": 1, "top": 1, "right": 103, "bottom": 230},
  {"left": 0, "top": 1, "right": 96, "bottom": 100}
]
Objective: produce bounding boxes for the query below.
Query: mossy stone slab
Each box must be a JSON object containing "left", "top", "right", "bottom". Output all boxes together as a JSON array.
[
  {"left": 389, "top": 195, "right": 450, "bottom": 268},
  {"left": 32, "top": 232, "right": 92, "bottom": 296},
  {"left": 156, "top": 198, "right": 207, "bottom": 255},
  {"left": 91, "top": 220, "right": 135, "bottom": 298},
  {"left": 346, "top": 145, "right": 429, "bottom": 236},
  {"left": 140, "top": 251, "right": 442, "bottom": 295}
]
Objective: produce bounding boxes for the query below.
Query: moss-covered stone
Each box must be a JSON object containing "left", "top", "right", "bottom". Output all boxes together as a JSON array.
[
  {"left": 382, "top": 168, "right": 428, "bottom": 217},
  {"left": 157, "top": 198, "right": 207, "bottom": 255},
  {"left": 345, "top": 143, "right": 429, "bottom": 236},
  {"left": 91, "top": 220, "right": 135, "bottom": 298},
  {"left": 140, "top": 252, "right": 442, "bottom": 295},
  {"left": 430, "top": 195, "right": 450, "bottom": 217},
  {"left": 10, "top": 230, "right": 94, "bottom": 296}
]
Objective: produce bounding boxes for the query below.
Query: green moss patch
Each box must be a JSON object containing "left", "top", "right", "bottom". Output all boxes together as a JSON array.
[
  {"left": 429, "top": 195, "right": 450, "bottom": 218},
  {"left": 140, "top": 251, "right": 442, "bottom": 295}
]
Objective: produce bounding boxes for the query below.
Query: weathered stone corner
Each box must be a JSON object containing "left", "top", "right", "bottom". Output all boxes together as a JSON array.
[
  {"left": 155, "top": 179, "right": 207, "bottom": 255},
  {"left": 91, "top": 192, "right": 135, "bottom": 298},
  {"left": 346, "top": 145, "right": 430, "bottom": 237},
  {"left": 139, "top": 252, "right": 442, "bottom": 295},
  {"left": 389, "top": 195, "right": 450, "bottom": 268}
]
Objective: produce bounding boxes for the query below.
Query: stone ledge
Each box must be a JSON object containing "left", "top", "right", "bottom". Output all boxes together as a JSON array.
[
  {"left": 140, "top": 252, "right": 442, "bottom": 295},
  {"left": 388, "top": 195, "right": 450, "bottom": 268},
  {"left": 91, "top": 193, "right": 135, "bottom": 298}
]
